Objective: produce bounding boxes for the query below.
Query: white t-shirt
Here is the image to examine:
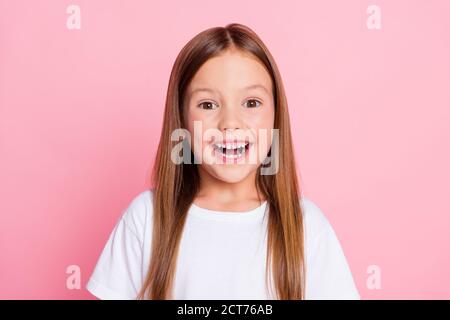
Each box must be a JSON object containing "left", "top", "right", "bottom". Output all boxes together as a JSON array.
[{"left": 86, "top": 190, "right": 360, "bottom": 300}]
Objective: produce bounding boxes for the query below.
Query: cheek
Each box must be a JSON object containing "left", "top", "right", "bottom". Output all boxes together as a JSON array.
[
  {"left": 186, "top": 105, "right": 215, "bottom": 127},
  {"left": 248, "top": 108, "right": 274, "bottom": 150},
  {"left": 247, "top": 107, "right": 274, "bottom": 132},
  {"left": 185, "top": 107, "right": 205, "bottom": 134},
  {"left": 184, "top": 110, "right": 217, "bottom": 156}
]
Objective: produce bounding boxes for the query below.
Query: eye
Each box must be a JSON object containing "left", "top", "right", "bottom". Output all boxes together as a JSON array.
[
  {"left": 244, "top": 99, "right": 262, "bottom": 108},
  {"left": 198, "top": 101, "right": 219, "bottom": 110}
]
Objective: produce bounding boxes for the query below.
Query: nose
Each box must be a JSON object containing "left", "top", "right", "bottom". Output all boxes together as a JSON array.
[{"left": 218, "top": 104, "right": 243, "bottom": 132}]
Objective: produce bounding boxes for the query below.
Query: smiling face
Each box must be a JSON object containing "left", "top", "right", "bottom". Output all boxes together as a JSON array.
[{"left": 183, "top": 48, "right": 275, "bottom": 184}]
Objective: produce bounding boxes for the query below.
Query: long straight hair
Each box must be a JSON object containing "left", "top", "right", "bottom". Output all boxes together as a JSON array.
[{"left": 137, "top": 23, "right": 305, "bottom": 300}]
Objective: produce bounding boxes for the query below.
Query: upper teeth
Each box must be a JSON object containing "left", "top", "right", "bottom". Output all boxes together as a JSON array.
[{"left": 214, "top": 143, "right": 247, "bottom": 150}]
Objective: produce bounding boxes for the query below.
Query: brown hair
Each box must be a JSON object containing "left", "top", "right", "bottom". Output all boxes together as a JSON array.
[{"left": 137, "top": 23, "right": 305, "bottom": 300}]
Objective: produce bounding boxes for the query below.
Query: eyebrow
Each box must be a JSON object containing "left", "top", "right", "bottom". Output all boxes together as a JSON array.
[
  {"left": 244, "top": 84, "right": 270, "bottom": 94},
  {"left": 189, "top": 84, "right": 270, "bottom": 96}
]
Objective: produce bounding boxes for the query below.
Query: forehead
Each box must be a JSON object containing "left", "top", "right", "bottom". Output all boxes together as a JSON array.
[{"left": 187, "top": 49, "right": 273, "bottom": 96}]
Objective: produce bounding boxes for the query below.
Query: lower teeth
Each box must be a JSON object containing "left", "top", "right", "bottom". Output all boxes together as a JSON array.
[{"left": 218, "top": 147, "right": 245, "bottom": 159}]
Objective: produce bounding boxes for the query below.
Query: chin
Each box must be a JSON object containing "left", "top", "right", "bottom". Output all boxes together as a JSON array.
[{"left": 207, "top": 165, "right": 256, "bottom": 184}]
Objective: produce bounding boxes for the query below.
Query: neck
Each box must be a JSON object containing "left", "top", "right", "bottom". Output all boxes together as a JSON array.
[{"left": 196, "top": 167, "right": 264, "bottom": 205}]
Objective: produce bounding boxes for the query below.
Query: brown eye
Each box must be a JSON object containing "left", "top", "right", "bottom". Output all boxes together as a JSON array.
[
  {"left": 198, "top": 101, "right": 218, "bottom": 110},
  {"left": 245, "top": 99, "right": 262, "bottom": 108}
]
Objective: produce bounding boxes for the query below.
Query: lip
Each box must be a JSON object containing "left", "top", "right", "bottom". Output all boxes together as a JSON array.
[{"left": 211, "top": 138, "right": 252, "bottom": 144}]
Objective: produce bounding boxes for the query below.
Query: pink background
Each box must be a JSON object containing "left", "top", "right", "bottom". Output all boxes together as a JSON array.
[{"left": 1, "top": 0, "right": 449, "bottom": 299}]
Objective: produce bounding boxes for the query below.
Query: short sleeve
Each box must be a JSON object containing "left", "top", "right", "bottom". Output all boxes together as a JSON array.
[
  {"left": 305, "top": 223, "right": 360, "bottom": 300},
  {"left": 86, "top": 213, "right": 144, "bottom": 300}
]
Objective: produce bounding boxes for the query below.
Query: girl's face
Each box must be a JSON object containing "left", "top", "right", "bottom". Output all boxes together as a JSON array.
[{"left": 183, "top": 48, "right": 275, "bottom": 184}]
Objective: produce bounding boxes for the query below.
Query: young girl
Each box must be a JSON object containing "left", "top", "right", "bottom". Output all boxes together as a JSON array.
[{"left": 86, "top": 23, "right": 360, "bottom": 300}]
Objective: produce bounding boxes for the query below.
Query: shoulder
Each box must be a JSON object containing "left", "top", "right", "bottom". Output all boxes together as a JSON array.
[
  {"left": 120, "top": 189, "right": 154, "bottom": 240},
  {"left": 299, "top": 196, "right": 360, "bottom": 299},
  {"left": 86, "top": 190, "right": 154, "bottom": 300},
  {"left": 300, "top": 195, "right": 333, "bottom": 241}
]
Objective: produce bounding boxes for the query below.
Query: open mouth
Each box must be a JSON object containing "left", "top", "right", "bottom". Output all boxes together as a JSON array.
[{"left": 212, "top": 141, "right": 251, "bottom": 161}]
